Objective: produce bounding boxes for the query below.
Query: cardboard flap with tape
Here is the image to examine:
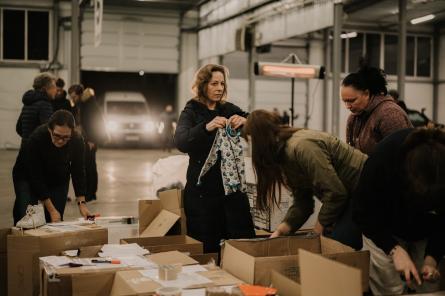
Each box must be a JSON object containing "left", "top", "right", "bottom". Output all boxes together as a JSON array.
[
  {"left": 147, "top": 250, "right": 198, "bottom": 266},
  {"left": 138, "top": 189, "right": 186, "bottom": 236},
  {"left": 140, "top": 210, "right": 180, "bottom": 237}
]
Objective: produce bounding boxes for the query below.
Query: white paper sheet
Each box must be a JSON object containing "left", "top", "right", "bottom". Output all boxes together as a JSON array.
[
  {"left": 40, "top": 256, "right": 72, "bottom": 267},
  {"left": 139, "top": 270, "right": 212, "bottom": 289},
  {"left": 117, "top": 255, "right": 157, "bottom": 268},
  {"left": 99, "top": 243, "right": 149, "bottom": 257}
]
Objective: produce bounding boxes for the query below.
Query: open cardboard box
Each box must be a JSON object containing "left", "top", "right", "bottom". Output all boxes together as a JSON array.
[
  {"left": 138, "top": 189, "right": 186, "bottom": 237},
  {"left": 7, "top": 223, "right": 108, "bottom": 296},
  {"left": 40, "top": 260, "right": 140, "bottom": 296},
  {"left": 121, "top": 235, "right": 203, "bottom": 255},
  {"left": 221, "top": 233, "right": 370, "bottom": 291},
  {"left": 270, "top": 249, "right": 363, "bottom": 296}
]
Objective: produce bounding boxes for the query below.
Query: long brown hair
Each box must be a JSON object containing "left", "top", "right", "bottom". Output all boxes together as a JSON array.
[
  {"left": 191, "top": 64, "right": 228, "bottom": 104},
  {"left": 244, "top": 110, "right": 300, "bottom": 212}
]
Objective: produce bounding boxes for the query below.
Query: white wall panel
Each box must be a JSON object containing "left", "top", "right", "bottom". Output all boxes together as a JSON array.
[{"left": 0, "top": 68, "right": 41, "bottom": 148}]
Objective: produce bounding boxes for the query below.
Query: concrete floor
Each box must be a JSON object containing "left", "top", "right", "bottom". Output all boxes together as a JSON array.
[{"left": 0, "top": 148, "right": 181, "bottom": 228}]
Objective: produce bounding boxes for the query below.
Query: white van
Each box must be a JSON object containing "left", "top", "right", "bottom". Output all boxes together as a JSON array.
[{"left": 103, "top": 92, "right": 158, "bottom": 144}]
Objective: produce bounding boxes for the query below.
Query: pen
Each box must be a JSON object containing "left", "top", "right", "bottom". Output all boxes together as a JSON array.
[{"left": 91, "top": 259, "right": 121, "bottom": 264}]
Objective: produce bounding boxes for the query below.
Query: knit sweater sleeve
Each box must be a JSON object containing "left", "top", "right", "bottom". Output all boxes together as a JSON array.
[{"left": 377, "top": 103, "right": 413, "bottom": 139}]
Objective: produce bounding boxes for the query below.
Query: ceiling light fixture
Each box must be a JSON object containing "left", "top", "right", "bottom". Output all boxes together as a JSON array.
[
  {"left": 340, "top": 32, "right": 358, "bottom": 39},
  {"left": 410, "top": 14, "right": 435, "bottom": 25}
]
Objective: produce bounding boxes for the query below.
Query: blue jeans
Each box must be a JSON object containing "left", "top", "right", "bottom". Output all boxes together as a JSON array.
[
  {"left": 13, "top": 178, "right": 33, "bottom": 225},
  {"left": 13, "top": 177, "right": 69, "bottom": 224}
]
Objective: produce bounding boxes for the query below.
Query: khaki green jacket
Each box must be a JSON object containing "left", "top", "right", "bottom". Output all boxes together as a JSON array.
[{"left": 281, "top": 129, "right": 367, "bottom": 232}]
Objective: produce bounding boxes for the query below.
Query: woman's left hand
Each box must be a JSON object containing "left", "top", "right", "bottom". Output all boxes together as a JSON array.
[
  {"left": 421, "top": 256, "right": 440, "bottom": 282},
  {"left": 228, "top": 115, "right": 246, "bottom": 129}
]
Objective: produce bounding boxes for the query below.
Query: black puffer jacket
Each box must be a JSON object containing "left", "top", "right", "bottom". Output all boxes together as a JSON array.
[
  {"left": 174, "top": 99, "right": 247, "bottom": 194},
  {"left": 16, "top": 90, "right": 53, "bottom": 140}
]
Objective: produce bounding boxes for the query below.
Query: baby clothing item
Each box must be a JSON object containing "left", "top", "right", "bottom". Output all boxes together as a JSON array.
[{"left": 197, "top": 126, "right": 247, "bottom": 195}]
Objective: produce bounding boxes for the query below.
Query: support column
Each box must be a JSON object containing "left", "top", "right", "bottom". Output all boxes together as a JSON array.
[
  {"left": 322, "top": 28, "right": 330, "bottom": 132},
  {"left": 248, "top": 40, "right": 257, "bottom": 112},
  {"left": 331, "top": 0, "right": 343, "bottom": 136},
  {"left": 70, "top": 0, "right": 80, "bottom": 85},
  {"left": 397, "top": 0, "right": 407, "bottom": 101}
]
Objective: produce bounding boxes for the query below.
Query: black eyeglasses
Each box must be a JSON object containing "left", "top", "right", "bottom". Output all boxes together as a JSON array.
[{"left": 50, "top": 130, "right": 72, "bottom": 141}]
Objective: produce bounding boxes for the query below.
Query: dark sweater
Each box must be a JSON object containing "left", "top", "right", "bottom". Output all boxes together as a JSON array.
[
  {"left": 353, "top": 128, "right": 445, "bottom": 263},
  {"left": 346, "top": 95, "right": 412, "bottom": 155},
  {"left": 16, "top": 90, "right": 53, "bottom": 140},
  {"left": 14, "top": 124, "right": 86, "bottom": 200}
]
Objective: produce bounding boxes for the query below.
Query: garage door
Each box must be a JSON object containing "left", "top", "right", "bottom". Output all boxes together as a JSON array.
[{"left": 81, "top": 7, "right": 180, "bottom": 73}]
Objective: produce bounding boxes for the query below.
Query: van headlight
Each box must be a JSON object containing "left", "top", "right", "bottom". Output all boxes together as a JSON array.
[
  {"left": 143, "top": 121, "right": 155, "bottom": 133},
  {"left": 106, "top": 121, "right": 119, "bottom": 132}
]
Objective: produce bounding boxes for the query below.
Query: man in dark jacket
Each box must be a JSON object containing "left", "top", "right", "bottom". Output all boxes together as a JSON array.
[
  {"left": 70, "top": 86, "right": 105, "bottom": 202},
  {"left": 52, "top": 78, "right": 73, "bottom": 113},
  {"left": 13, "top": 110, "right": 92, "bottom": 224},
  {"left": 16, "top": 72, "right": 57, "bottom": 143},
  {"left": 353, "top": 128, "right": 445, "bottom": 295}
]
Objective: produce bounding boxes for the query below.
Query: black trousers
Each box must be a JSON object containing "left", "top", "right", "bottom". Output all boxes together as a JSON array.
[
  {"left": 84, "top": 143, "right": 98, "bottom": 202},
  {"left": 184, "top": 184, "right": 255, "bottom": 254}
]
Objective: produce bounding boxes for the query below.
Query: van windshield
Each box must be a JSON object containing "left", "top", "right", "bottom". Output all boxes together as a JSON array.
[{"left": 107, "top": 101, "right": 148, "bottom": 115}]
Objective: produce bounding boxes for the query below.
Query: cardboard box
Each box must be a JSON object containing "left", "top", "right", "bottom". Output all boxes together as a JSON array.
[
  {"left": 138, "top": 189, "right": 186, "bottom": 237},
  {"left": 146, "top": 250, "right": 198, "bottom": 266},
  {"left": 270, "top": 249, "right": 362, "bottom": 296},
  {"left": 0, "top": 228, "right": 11, "bottom": 296},
  {"left": 110, "top": 267, "right": 243, "bottom": 295},
  {"left": 190, "top": 253, "right": 219, "bottom": 265},
  {"left": 121, "top": 235, "right": 203, "bottom": 255},
  {"left": 270, "top": 270, "right": 301, "bottom": 296},
  {"left": 41, "top": 262, "right": 138, "bottom": 296},
  {"left": 221, "top": 234, "right": 369, "bottom": 291},
  {"left": 299, "top": 249, "right": 362, "bottom": 296},
  {"left": 8, "top": 223, "right": 108, "bottom": 296},
  {"left": 110, "top": 270, "right": 161, "bottom": 296}
]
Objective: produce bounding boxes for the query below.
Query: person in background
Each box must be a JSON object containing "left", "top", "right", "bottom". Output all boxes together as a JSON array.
[
  {"left": 353, "top": 128, "right": 444, "bottom": 295},
  {"left": 174, "top": 64, "right": 255, "bottom": 253},
  {"left": 13, "top": 110, "right": 92, "bottom": 224},
  {"left": 244, "top": 110, "right": 367, "bottom": 250},
  {"left": 160, "top": 104, "right": 177, "bottom": 152},
  {"left": 341, "top": 62, "right": 412, "bottom": 154},
  {"left": 388, "top": 89, "right": 408, "bottom": 113},
  {"left": 16, "top": 72, "right": 57, "bottom": 144},
  {"left": 52, "top": 78, "right": 72, "bottom": 113},
  {"left": 281, "top": 110, "right": 290, "bottom": 126},
  {"left": 68, "top": 85, "right": 104, "bottom": 202},
  {"left": 13, "top": 73, "right": 57, "bottom": 221}
]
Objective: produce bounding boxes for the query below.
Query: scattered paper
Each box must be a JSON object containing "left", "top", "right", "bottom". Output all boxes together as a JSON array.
[
  {"left": 182, "top": 265, "right": 207, "bottom": 273},
  {"left": 63, "top": 249, "right": 79, "bottom": 257},
  {"left": 117, "top": 255, "right": 157, "bottom": 268},
  {"left": 139, "top": 270, "right": 212, "bottom": 289},
  {"left": 40, "top": 256, "right": 72, "bottom": 267},
  {"left": 99, "top": 243, "right": 149, "bottom": 258}
]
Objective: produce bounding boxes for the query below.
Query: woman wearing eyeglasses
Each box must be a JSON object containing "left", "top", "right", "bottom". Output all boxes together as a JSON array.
[
  {"left": 174, "top": 64, "right": 255, "bottom": 253},
  {"left": 12, "top": 110, "right": 92, "bottom": 225}
]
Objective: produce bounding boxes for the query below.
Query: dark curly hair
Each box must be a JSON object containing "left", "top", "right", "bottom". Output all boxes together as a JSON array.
[{"left": 342, "top": 58, "right": 388, "bottom": 97}]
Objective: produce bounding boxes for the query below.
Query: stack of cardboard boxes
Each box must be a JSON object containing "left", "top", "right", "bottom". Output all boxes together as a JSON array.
[{"left": 7, "top": 223, "right": 108, "bottom": 296}]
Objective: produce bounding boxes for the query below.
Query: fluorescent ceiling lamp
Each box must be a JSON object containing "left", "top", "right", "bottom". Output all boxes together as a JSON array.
[
  {"left": 341, "top": 32, "right": 357, "bottom": 39},
  {"left": 410, "top": 14, "right": 435, "bottom": 25},
  {"left": 254, "top": 62, "right": 325, "bottom": 79}
]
